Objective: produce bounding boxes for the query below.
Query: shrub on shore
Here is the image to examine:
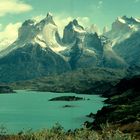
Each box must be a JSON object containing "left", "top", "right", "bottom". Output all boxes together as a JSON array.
[{"left": 0, "top": 124, "right": 136, "bottom": 140}]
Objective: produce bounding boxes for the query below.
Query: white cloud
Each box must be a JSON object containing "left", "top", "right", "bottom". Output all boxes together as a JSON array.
[
  {"left": 99, "top": 1, "right": 103, "bottom": 5},
  {"left": 0, "top": 0, "right": 32, "bottom": 17},
  {"left": 90, "top": 1, "right": 103, "bottom": 12},
  {"left": 0, "top": 22, "right": 21, "bottom": 51},
  {"left": 97, "top": 1, "right": 103, "bottom": 9},
  {"left": 33, "top": 15, "right": 45, "bottom": 23},
  {"left": 0, "top": 24, "right": 2, "bottom": 30},
  {"left": 135, "top": 0, "right": 140, "bottom": 2},
  {"left": 0, "top": 22, "right": 21, "bottom": 40},
  {"left": 54, "top": 15, "right": 73, "bottom": 36},
  {"left": 77, "top": 17, "right": 90, "bottom": 27}
]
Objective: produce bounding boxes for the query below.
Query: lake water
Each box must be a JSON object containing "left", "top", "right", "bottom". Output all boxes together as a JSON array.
[{"left": 0, "top": 90, "right": 105, "bottom": 133}]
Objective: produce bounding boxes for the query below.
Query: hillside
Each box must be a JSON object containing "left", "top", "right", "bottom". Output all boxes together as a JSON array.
[
  {"left": 11, "top": 67, "right": 127, "bottom": 94},
  {"left": 88, "top": 76, "right": 140, "bottom": 139}
]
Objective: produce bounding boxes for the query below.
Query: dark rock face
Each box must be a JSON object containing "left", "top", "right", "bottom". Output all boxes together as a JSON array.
[
  {"left": 18, "top": 20, "right": 38, "bottom": 42},
  {"left": 62, "top": 19, "right": 84, "bottom": 44},
  {"left": 0, "top": 86, "right": 14, "bottom": 93},
  {"left": 69, "top": 37, "right": 98, "bottom": 69},
  {"left": 0, "top": 43, "right": 70, "bottom": 82},
  {"left": 86, "top": 112, "right": 95, "bottom": 118},
  {"left": 103, "top": 75, "right": 140, "bottom": 97},
  {"left": 62, "top": 22, "right": 76, "bottom": 44},
  {"left": 68, "top": 34, "right": 126, "bottom": 69},
  {"left": 49, "top": 96, "right": 84, "bottom": 101},
  {"left": 84, "top": 33, "right": 103, "bottom": 55}
]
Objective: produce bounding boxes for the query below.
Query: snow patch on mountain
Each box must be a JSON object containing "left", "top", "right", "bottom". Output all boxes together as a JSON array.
[
  {"left": 134, "top": 18, "right": 140, "bottom": 23},
  {"left": 73, "top": 26, "right": 86, "bottom": 34},
  {"left": 33, "top": 37, "right": 47, "bottom": 48},
  {"left": 43, "top": 23, "right": 57, "bottom": 45},
  {"left": 104, "top": 16, "right": 140, "bottom": 46},
  {"left": 117, "top": 17, "right": 126, "bottom": 24}
]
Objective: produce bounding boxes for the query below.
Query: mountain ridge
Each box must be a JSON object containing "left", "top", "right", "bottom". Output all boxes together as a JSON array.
[{"left": 0, "top": 14, "right": 140, "bottom": 82}]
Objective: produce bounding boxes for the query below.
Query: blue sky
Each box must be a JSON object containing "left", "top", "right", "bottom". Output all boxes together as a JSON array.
[
  {"left": 0, "top": 0, "right": 140, "bottom": 47},
  {"left": 0, "top": 0, "right": 140, "bottom": 28}
]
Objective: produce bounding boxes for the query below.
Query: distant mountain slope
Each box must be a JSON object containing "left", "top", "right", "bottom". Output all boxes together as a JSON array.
[
  {"left": 113, "top": 31, "right": 140, "bottom": 67},
  {"left": 0, "top": 43, "right": 70, "bottom": 82},
  {"left": 105, "top": 16, "right": 140, "bottom": 44},
  {"left": 105, "top": 16, "right": 140, "bottom": 69}
]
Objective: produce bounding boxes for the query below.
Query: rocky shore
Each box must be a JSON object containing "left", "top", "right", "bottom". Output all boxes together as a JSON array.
[
  {"left": 87, "top": 76, "right": 140, "bottom": 139},
  {"left": 49, "top": 96, "right": 84, "bottom": 101},
  {"left": 0, "top": 85, "right": 15, "bottom": 94}
]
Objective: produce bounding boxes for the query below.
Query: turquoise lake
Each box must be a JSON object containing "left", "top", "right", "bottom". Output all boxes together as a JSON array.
[{"left": 0, "top": 90, "right": 105, "bottom": 133}]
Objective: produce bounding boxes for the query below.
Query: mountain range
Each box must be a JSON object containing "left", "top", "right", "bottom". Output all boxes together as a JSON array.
[{"left": 0, "top": 13, "right": 140, "bottom": 82}]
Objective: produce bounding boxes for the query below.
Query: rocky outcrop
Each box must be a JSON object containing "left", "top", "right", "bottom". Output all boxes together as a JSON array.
[
  {"left": 49, "top": 96, "right": 84, "bottom": 101},
  {"left": 69, "top": 37, "right": 98, "bottom": 69},
  {"left": 0, "top": 85, "right": 14, "bottom": 93},
  {"left": 88, "top": 76, "right": 140, "bottom": 138}
]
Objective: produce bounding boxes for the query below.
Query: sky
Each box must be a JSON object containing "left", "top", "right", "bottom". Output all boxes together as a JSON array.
[{"left": 0, "top": 0, "right": 140, "bottom": 47}]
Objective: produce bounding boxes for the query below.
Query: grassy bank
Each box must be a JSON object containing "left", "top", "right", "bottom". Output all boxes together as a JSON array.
[{"left": 0, "top": 124, "right": 136, "bottom": 140}]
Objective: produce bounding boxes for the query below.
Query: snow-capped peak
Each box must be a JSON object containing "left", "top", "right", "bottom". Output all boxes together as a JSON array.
[
  {"left": 104, "top": 15, "right": 140, "bottom": 47},
  {"left": 134, "top": 18, "right": 140, "bottom": 23},
  {"left": 35, "top": 12, "right": 57, "bottom": 32},
  {"left": 47, "top": 12, "right": 53, "bottom": 18},
  {"left": 115, "top": 16, "right": 140, "bottom": 26},
  {"left": 71, "top": 20, "right": 85, "bottom": 34},
  {"left": 66, "top": 19, "right": 85, "bottom": 31},
  {"left": 118, "top": 16, "right": 140, "bottom": 26},
  {"left": 110, "top": 15, "right": 140, "bottom": 33},
  {"left": 62, "top": 19, "right": 86, "bottom": 44},
  {"left": 72, "top": 19, "right": 79, "bottom": 26},
  {"left": 43, "top": 12, "right": 56, "bottom": 26},
  {"left": 117, "top": 17, "right": 126, "bottom": 24}
]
